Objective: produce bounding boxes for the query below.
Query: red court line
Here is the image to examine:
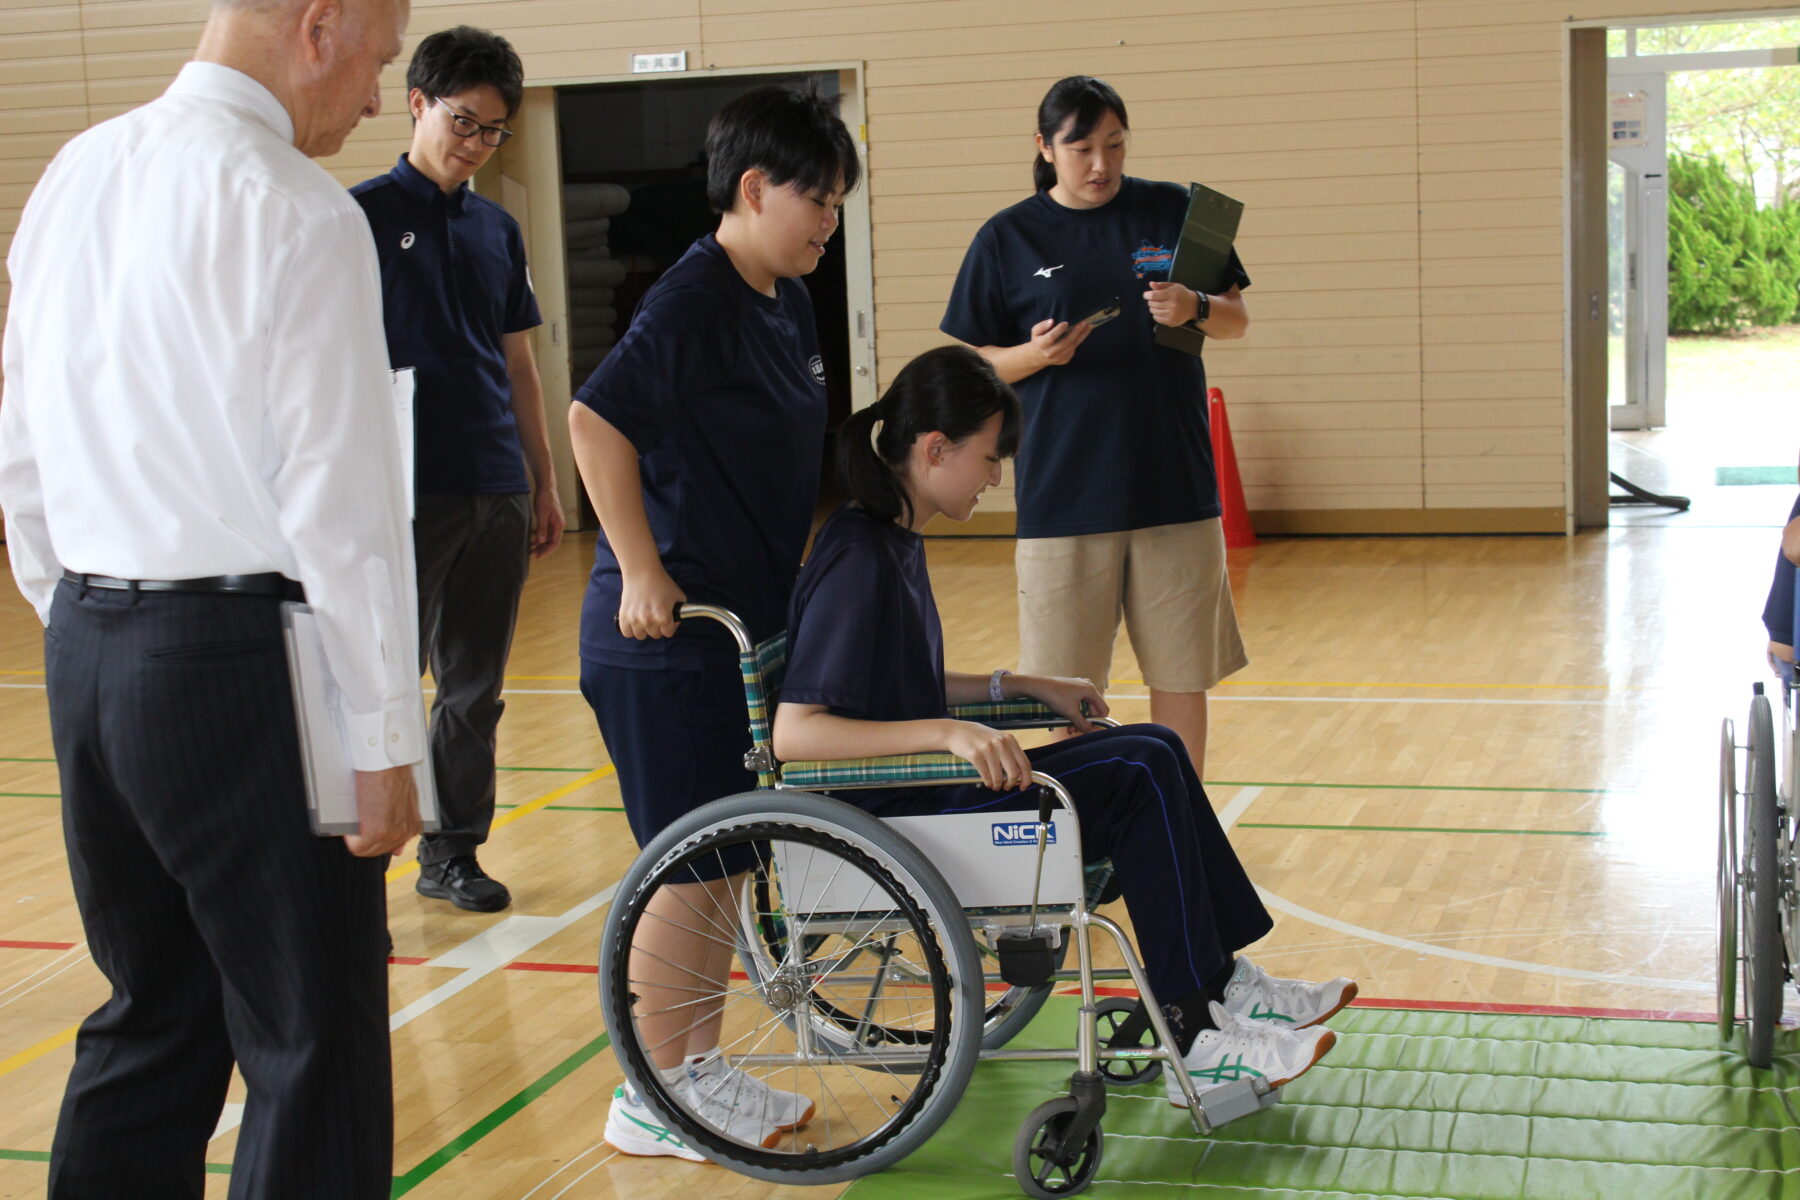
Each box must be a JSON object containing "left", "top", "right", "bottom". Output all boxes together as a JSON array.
[
  {"left": 0, "top": 940, "right": 76, "bottom": 951},
  {"left": 383, "top": 958, "right": 1724, "bottom": 1023}
]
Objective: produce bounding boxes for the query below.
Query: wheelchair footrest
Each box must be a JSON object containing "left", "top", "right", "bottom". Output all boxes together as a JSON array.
[{"left": 1194, "top": 1077, "right": 1281, "bottom": 1127}]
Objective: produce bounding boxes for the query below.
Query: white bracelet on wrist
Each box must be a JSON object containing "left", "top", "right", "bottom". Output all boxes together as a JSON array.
[{"left": 989, "top": 668, "right": 1011, "bottom": 703}]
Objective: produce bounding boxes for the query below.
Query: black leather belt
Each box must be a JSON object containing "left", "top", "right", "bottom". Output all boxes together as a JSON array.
[{"left": 64, "top": 571, "right": 304, "bottom": 601}]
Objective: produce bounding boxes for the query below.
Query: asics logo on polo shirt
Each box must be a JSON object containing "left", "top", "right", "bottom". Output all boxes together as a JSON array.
[
  {"left": 400, "top": 232, "right": 415, "bottom": 250},
  {"left": 1033, "top": 265, "right": 1064, "bottom": 278},
  {"left": 808, "top": 354, "right": 826, "bottom": 384}
]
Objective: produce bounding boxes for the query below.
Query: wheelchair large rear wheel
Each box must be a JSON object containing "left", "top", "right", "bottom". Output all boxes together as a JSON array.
[
  {"left": 739, "top": 876, "right": 1058, "bottom": 1062},
  {"left": 1744, "top": 693, "right": 1784, "bottom": 1069},
  {"left": 600, "top": 790, "right": 985, "bottom": 1183},
  {"left": 1717, "top": 718, "right": 1740, "bottom": 1042}
]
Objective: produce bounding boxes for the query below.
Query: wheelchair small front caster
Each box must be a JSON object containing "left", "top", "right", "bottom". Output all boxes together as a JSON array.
[
  {"left": 1094, "top": 996, "right": 1162, "bottom": 1085},
  {"left": 1012, "top": 1096, "right": 1103, "bottom": 1198}
]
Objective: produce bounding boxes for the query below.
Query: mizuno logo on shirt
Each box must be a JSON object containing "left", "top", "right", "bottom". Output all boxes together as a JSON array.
[{"left": 1034, "top": 265, "right": 1063, "bottom": 278}]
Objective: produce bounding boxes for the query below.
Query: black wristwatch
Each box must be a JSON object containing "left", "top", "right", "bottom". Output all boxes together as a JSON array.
[{"left": 1190, "top": 291, "right": 1211, "bottom": 328}]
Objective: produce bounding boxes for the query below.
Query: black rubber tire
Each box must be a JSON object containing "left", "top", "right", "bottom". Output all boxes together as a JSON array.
[
  {"left": 1718, "top": 718, "right": 1740, "bottom": 1043},
  {"left": 599, "top": 790, "right": 985, "bottom": 1183},
  {"left": 1744, "top": 694, "right": 1783, "bottom": 1069},
  {"left": 1094, "top": 996, "right": 1162, "bottom": 1085},
  {"left": 1012, "top": 1096, "right": 1104, "bottom": 1199}
]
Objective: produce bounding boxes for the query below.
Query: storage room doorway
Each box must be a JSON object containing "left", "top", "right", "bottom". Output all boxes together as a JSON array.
[{"left": 556, "top": 70, "right": 874, "bottom": 527}]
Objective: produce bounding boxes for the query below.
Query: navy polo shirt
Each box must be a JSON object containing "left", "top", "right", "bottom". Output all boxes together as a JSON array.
[
  {"left": 941, "top": 176, "right": 1250, "bottom": 539},
  {"left": 783, "top": 505, "right": 946, "bottom": 722},
  {"left": 351, "top": 155, "right": 541, "bottom": 494},
  {"left": 575, "top": 234, "right": 829, "bottom": 669}
]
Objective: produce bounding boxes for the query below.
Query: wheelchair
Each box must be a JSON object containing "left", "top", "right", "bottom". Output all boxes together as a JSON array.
[
  {"left": 598, "top": 605, "right": 1281, "bottom": 1198},
  {"left": 1720, "top": 655, "right": 1799, "bottom": 1067}
]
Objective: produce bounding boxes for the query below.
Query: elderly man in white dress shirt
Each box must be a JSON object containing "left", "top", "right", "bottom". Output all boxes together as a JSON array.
[{"left": 0, "top": 0, "right": 419, "bottom": 1195}]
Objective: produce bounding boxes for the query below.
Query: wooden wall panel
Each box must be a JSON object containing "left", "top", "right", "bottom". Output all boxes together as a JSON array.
[{"left": 2, "top": 0, "right": 1788, "bottom": 532}]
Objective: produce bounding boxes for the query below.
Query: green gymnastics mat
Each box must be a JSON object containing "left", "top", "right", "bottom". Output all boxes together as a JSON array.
[{"left": 841, "top": 999, "right": 1800, "bottom": 1200}]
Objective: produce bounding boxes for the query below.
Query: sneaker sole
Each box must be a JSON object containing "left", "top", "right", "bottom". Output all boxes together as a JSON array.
[
  {"left": 415, "top": 876, "right": 511, "bottom": 913},
  {"left": 779, "top": 1099, "right": 817, "bottom": 1132},
  {"left": 1295, "top": 981, "right": 1359, "bottom": 1030},
  {"left": 1166, "top": 1028, "right": 1339, "bottom": 1108}
]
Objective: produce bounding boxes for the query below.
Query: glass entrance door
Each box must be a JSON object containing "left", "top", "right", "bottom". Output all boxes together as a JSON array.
[{"left": 1606, "top": 73, "right": 1668, "bottom": 431}]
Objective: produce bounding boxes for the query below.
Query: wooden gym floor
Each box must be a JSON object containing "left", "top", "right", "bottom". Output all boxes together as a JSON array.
[{"left": 0, "top": 517, "right": 1786, "bottom": 1198}]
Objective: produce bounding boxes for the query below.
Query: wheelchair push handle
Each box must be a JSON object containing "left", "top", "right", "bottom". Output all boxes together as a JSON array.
[{"left": 611, "top": 601, "right": 755, "bottom": 654}]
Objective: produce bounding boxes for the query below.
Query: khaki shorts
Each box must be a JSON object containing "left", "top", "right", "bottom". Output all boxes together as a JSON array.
[{"left": 1015, "top": 517, "right": 1248, "bottom": 693}]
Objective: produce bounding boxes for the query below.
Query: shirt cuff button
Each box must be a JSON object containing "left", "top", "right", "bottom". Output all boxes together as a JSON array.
[
  {"left": 390, "top": 733, "right": 400, "bottom": 742},
  {"left": 366, "top": 737, "right": 378, "bottom": 747}
]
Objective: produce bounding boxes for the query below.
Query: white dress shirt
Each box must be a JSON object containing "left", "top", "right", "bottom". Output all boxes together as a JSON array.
[{"left": 0, "top": 61, "right": 423, "bottom": 772}]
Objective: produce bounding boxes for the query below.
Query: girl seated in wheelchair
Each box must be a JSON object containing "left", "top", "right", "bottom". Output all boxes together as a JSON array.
[{"left": 772, "top": 344, "right": 1356, "bottom": 1106}]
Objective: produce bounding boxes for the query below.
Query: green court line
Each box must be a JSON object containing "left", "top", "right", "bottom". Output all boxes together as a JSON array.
[
  {"left": 0, "top": 792, "right": 57, "bottom": 798},
  {"left": 1238, "top": 821, "right": 1607, "bottom": 837},
  {"left": 2, "top": 1032, "right": 615, "bottom": 1195},
  {"left": 495, "top": 802, "right": 624, "bottom": 813},
  {"left": 496, "top": 765, "right": 595, "bottom": 774},
  {"left": 389, "top": 1031, "right": 613, "bottom": 1197},
  {"left": 0, "top": 757, "right": 53, "bottom": 763},
  {"left": 0, "top": 1149, "right": 228, "bottom": 1175},
  {"left": 1209, "top": 779, "right": 1624, "bottom": 795}
]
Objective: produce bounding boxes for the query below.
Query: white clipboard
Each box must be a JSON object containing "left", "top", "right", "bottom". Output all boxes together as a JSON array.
[{"left": 281, "top": 601, "right": 440, "bottom": 836}]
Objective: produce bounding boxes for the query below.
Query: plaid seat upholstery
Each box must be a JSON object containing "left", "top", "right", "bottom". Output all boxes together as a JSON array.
[
  {"left": 734, "top": 632, "right": 1074, "bottom": 790},
  {"left": 778, "top": 752, "right": 984, "bottom": 791}
]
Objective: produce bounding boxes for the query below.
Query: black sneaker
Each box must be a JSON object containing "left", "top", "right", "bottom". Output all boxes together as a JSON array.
[{"left": 416, "top": 856, "right": 511, "bottom": 913}]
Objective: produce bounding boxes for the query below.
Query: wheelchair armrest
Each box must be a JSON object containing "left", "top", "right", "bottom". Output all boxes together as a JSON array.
[
  {"left": 779, "top": 752, "right": 984, "bottom": 791},
  {"left": 948, "top": 698, "right": 1081, "bottom": 730}
]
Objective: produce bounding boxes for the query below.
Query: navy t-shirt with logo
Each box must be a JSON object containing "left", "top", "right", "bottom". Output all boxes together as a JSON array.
[
  {"left": 575, "top": 234, "right": 828, "bottom": 669},
  {"left": 940, "top": 176, "right": 1250, "bottom": 539},
  {"left": 352, "top": 154, "right": 541, "bottom": 494},
  {"left": 782, "top": 505, "right": 947, "bottom": 722}
]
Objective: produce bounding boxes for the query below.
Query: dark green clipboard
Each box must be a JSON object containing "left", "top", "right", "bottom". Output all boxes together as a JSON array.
[{"left": 1153, "top": 182, "right": 1243, "bottom": 358}]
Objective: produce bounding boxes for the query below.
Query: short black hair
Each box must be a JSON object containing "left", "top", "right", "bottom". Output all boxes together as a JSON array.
[
  {"left": 704, "top": 85, "right": 862, "bottom": 214},
  {"left": 406, "top": 26, "right": 525, "bottom": 120}
]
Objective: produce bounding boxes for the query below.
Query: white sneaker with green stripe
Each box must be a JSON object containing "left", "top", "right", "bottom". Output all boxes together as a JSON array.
[
  {"left": 604, "top": 1084, "right": 707, "bottom": 1161},
  {"left": 1220, "top": 955, "right": 1358, "bottom": 1029},
  {"left": 1165, "top": 1001, "right": 1336, "bottom": 1108}
]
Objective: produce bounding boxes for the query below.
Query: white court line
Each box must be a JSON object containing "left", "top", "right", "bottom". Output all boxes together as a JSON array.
[
  {"left": 211, "top": 882, "right": 620, "bottom": 1142},
  {"left": 389, "top": 883, "right": 618, "bottom": 1031},
  {"left": 1228, "top": 786, "right": 1712, "bottom": 995},
  {"left": 548, "top": 1149, "right": 621, "bottom": 1200},
  {"left": 0, "top": 941, "right": 87, "bottom": 1001},
  {"left": 518, "top": 1141, "right": 610, "bottom": 1200},
  {"left": 1216, "top": 786, "right": 1263, "bottom": 834},
  {"left": 0, "top": 950, "right": 92, "bottom": 1012}
]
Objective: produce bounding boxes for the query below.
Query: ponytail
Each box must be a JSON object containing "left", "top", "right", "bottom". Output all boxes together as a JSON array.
[
  {"left": 835, "top": 346, "right": 1021, "bottom": 526},
  {"left": 835, "top": 403, "right": 910, "bottom": 525},
  {"left": 1032, "top": 75, "right": 1129, "bottom": 192}
]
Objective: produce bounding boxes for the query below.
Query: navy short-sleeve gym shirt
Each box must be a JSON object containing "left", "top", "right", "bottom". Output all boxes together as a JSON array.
[
  {"left": 574, "top": 234, "right": 829, "bottom": 669},
  {"left": 940, "top": 176, "right": 1250, "bottom": 539},
  {"left": 352, "top": 154, "right": 542, "bottom": 494},
  {"left": 783, "top": 504, "right": 946, "bottom": 722}
]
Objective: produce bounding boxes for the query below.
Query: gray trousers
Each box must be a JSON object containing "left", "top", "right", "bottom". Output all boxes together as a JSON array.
[{"left": 415, "top": 492, "right": 531, "bottom": 866}]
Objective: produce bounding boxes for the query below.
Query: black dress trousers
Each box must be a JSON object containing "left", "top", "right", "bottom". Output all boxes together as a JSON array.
[{"left": 43, "top": 578, "right": 392, "bottom": 1200}]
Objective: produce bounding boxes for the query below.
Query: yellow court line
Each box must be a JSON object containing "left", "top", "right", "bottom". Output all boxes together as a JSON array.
[
  {"left": 385, "top": 765, "right": 616, "bottom": 883},
  {"left": 0, "top": 1022, "right": 78, "bottom": 1079}
]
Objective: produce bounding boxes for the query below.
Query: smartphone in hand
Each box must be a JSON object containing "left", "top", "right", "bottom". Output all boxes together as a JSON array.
[{"left": 1055, "top": 299, "right": 1121, "bottom": 339}]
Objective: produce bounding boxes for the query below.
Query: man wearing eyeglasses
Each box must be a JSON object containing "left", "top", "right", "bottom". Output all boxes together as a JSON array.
[{"left": 353, "top": 25, "right": 562, "bottom": 914}]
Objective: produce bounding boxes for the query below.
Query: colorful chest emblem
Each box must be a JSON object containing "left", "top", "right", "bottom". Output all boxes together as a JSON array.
[{"left": 1132, "top": 241, "right": 1173, "bottom": 279}]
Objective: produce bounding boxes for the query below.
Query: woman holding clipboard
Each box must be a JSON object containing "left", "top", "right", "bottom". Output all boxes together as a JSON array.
[{"left": 940, "top": 74, "right": 1250, "bottom": 775}]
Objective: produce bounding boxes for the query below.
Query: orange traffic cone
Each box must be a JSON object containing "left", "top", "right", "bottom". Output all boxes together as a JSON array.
[{"left": 1208, "top": 387, "right": 1258, "bottom": 548}]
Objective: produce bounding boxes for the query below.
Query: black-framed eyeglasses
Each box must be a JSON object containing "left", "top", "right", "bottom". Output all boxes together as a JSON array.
[{"left": 432, "top": 97, "right": 513, "bottom": 148}]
